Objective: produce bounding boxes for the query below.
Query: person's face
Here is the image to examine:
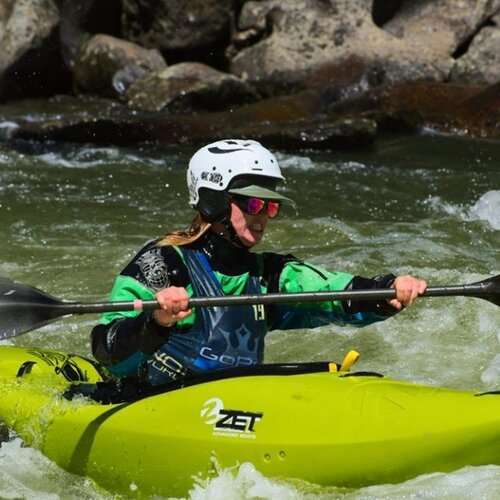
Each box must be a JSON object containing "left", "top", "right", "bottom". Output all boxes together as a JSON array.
[{"left": 230, "top": 196, "right": 281, "bottom": 247}]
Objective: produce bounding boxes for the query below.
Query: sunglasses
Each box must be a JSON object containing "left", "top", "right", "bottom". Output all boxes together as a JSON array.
[{"left": 232, "top": 196, "right": 281, "bottom": 218}]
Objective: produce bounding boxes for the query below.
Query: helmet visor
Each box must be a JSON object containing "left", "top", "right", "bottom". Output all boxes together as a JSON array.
[{"left": 228, "top": 184, "right": 294, "bottom": 205}]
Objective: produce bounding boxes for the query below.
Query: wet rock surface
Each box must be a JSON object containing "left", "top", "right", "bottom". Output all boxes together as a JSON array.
[
  {"left": 450, "top": 27, "right": 500, "bottom": 84},
  {"left": 0, "top": 88, "right": 377, "bottom": 149},
  {"left": 382, "top": 0, "right": 500, "bottom": 56},
  {"left": 0, "top": 0, "right": 65, "bottom": 100},
  {"left": 121, "top": 0, "right": 234, "bottom": 62},
  {"left": 229, "top": 0, "right": 452, "bottom": 95},
  {"left": 0, "top": 0, "right": 499, "bottom": 148},
  {"left": 125, "top": 62, "right": 259, "bottom": 113},
  {"left": 73, "top": 34, "right": 166, "bottom": 97},
  {"left": 0, "top": 94, "right": 133, "bottom": 141},
  {"left": 3, "top": 81, "right": 499, "bottom": 148}
]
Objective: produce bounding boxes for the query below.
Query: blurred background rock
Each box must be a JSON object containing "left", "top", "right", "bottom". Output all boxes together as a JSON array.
[{"left": 1, "top": 0, "right": 499, "bottom": 147}]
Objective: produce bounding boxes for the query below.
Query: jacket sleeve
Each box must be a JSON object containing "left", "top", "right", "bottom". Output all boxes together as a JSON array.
[
  {"left": 90, "top": 275, "right": 170, "bottom": 377},
  {"left": 90, "top": 243, "right": 191, "bottom": 377},
  {"left": 266, "top": 257, "right": 397, "bottom": 331}
]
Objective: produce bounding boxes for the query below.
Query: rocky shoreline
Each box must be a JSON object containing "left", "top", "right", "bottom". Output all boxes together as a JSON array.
[{"left": 1, "top": 0, "right": 499, "bottom": 148}]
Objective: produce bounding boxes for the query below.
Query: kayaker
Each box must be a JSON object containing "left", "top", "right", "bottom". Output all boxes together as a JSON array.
[{"left": 91, "top": 139, "right": 427, "bottom": 385}]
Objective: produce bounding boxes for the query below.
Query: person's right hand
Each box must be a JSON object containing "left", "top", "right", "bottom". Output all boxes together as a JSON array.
[{"left": 153, "top": 286, "right": 192, "bottom": 327}]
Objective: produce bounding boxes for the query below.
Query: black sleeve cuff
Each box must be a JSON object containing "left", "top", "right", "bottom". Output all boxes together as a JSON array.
[
  {"left": 91, "top": 313, "right": 171, "bottom": 366},
  {"left": 343, "top": 273, "right": 397, "bottom": 316},
  {"left": 138, "top": 313, "right": 172, "bottom": 353}
]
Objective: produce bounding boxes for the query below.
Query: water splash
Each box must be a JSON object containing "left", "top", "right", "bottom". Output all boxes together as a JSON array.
[
  {"left": 0, "top": 438, "right": 108, "bottom": 499},
  {"left": 189, "top": 462, "right": 303, "bottom": 500},
  {"left": 35, "top": 147, "right": 167, "bottom": 169},
  {"left": 0, "top": 122, "right": 19, "bottom": 140},
  {"left": 481, "top": 354, "right": 500, "bottom": 387},
  {"left": 468, "top": 190, "right": 500, "bottom": 230},
  {"left": 348, "top": 465, "right": 500, "bottom": 499},
  {"left": 187, "top": 460, "right": 500, "bottom": 500},
  {"left": 423, "top": 191, "right": 500, "bottom": 231},
  {"left": 422, "top": 196, "right": 467, "bottom": 218},
  {"left": 276, "top": 153, "right": 315, "bottom": 171}
]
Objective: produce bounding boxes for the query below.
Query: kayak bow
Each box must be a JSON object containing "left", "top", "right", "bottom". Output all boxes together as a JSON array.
[{"left": 1, "top": 345, "right": 500, "bottom": 497}]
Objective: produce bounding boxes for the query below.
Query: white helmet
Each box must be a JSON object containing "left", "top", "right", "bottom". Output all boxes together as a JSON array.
[{"left": 187, "top": 139, "right": 286, "bottom": 207}]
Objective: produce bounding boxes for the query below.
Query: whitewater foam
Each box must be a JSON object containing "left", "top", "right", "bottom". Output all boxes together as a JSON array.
[
  {"left": 423, "top": 191, "right": 500, "bottom": 231},
  {"left": 0, "top": 438, "right": 108, "bottom": 499},
  {"left": 468, "top": 190, "right": 500, "bottom": 230},
  {"left": 275, "top": 153, "right": 315, "bottom": 171}
]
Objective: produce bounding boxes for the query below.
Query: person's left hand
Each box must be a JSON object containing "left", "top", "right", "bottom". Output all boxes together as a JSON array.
[{"left": 389, "top": 275, "right": 427, "bottom": 310}]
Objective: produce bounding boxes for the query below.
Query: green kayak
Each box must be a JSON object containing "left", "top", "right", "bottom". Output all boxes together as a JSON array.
[{"left": 1, "top": 345, "right": 500, "bottom": 497}]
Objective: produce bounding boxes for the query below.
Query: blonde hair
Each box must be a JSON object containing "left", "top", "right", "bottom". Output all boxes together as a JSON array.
[{"left": 157, "top": 213, "right": 212, "bottom": 247}]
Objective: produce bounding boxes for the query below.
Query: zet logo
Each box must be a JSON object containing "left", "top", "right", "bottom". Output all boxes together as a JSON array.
[{"left": 201, "top": 397, "right": 263, "bottom": 439}]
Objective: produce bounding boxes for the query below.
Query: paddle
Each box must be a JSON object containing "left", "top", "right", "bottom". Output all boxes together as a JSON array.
[{"left": 0, "top": 275, "right": 498, "bottom": 340}]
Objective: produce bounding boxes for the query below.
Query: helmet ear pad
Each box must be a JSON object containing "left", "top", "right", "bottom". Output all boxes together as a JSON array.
[{"left": 196, "top": 188, "right": 231, "bottom": 223}]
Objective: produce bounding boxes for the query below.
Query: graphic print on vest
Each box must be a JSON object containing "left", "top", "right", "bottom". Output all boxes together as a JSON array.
[
  {"left": 145, "top": 248, "right": 268, "bottom": 385},
  {"left": 136, "top": 248, "right": 170, "bottom": 291},
  {"left": 199, "top": 324, "right": 260, "bottom": 367}
]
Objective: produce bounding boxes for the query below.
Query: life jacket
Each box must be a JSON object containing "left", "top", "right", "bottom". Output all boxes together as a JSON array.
[{"left": 145, "top": 248, "right": 267, "bottom": 385}]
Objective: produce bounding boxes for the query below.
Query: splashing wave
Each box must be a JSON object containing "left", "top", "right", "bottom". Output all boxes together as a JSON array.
[{"left": 468, "top": 190, "right": 500, "bottom": 230}]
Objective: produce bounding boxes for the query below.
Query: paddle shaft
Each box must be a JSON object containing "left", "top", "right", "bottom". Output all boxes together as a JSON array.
[
  {"left": 1, "top": 274, "right": 498, "bottom": 339},
  {"left": 39, "top": 282, "right": 492, "bottom": 315}
]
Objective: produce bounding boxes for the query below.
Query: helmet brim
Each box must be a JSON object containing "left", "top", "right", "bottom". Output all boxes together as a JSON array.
[{"left": 228, "top": 185, "right": 295, "bottom": 205}]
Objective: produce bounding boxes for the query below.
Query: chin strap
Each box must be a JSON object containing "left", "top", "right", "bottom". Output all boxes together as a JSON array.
[{"left": 217, "top": 216, "right": 245, "bottom": 249}]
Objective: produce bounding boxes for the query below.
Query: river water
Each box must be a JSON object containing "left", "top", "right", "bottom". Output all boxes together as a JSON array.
[{"left": 0, "top": 133, "right": 499, "bottom": 499}]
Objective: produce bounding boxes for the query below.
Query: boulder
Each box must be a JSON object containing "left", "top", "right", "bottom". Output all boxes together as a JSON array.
[
  {"left": 229, "top": 0, "right": 452, "bottom": 96},
  {"left": 0, "top": 93, "right": 134, "bottom": 141},
  {"left": 125, "top": 62, "right": 259, "bottom": 113},
  {"left": 73, "top": 34, "right": 166, "bottom": 97},
  {"left": 5, "top": 81, "right": 500, "bottom": 146},
  {"left": 0, "top": 0, "right": 59, "bottom": 74},
  {"left": 121, "top": 0, "right": 234, "bottom": 58},
  {"left": 0, "top": 0, "right": 64, "bottom": 100},
  {"left": 382, "top": 0, "right": 500, "bottom": 56},
  {"left": 329, "top": 80, "right": 500, "bottom": 138},
  {"left": 0, "top": 1, "right": 15, "bottom": 41},
  {"left": 237, "top": 116, "right": 378, "bottom": 149},
  {"left": 451, "top": 27, "right": 500, "bottom": 84}
]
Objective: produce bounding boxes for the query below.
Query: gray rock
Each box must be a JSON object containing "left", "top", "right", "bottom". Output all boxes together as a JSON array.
[
  {"left": 229, "top": 0, "right": 452, "bottom": 96},
  {"left": 244, "top": 116, "right": 378, "bottom": 149},
  {"left": 451, "top": 27, "right": 500, "bottom": 84},
  {"left": 6, "top": 81, "right": 500, "bottom": 145},
  {"left": 383, "top": 0, "right": 500, "bottom": 56},
  {"left": 122, "top": 0, "right": 234, "bottom": 52},
  {"left": 0, "top": 0, "right": 59, "bottom": 75},
  {"left": 73, "top": 34, "right": 166, "bottom": 97},
  {"left": 112, "top": 64, "right": 148, "bottom": 95},
  {"left": 0, "top": 1, "right": 14, "bottom": 41},
  {"left": 125, "top": 62, "right": 259, "bottom": 113},
  {"left": 0, "top": 0, "right": 66, "bottom": 99},
  {"left": 0, "top": 1, "right": 14, "bottom": 21}
]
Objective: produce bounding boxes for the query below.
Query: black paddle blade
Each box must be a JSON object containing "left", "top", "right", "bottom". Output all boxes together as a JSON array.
[
  {"left": 0, "top": 278, "right": 64, "bottom": 339},
  {"left": 477, "top": 274, "right": 500, "bottom": 306}
]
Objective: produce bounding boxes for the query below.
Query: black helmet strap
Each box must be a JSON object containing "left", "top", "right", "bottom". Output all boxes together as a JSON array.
[
  {"left": 196, "top": 188, "right": 246, "bottom": 248},
  {"left": 196, "top": 188, "right": 230, "bottom": 223}
]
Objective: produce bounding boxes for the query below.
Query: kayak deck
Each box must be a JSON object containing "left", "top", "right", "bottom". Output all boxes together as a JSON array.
[{"left": 1, "top": 345, "right": 500, "bottom": 497}]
